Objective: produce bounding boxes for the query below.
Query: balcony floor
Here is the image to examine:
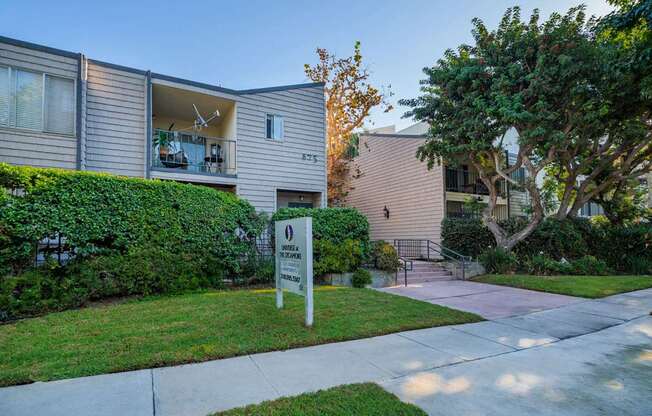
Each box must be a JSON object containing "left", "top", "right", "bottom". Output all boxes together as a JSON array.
[{"left": 150, "top": 168, "right": 237, "bottom": 185}]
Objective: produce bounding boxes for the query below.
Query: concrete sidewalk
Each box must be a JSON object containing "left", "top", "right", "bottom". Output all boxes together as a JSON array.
[
  {"left": 1, "top": 289, "right": 651, "bottom": 416},
  {"left": 377, "top": 280, "right": 584, "bottom": 319}
]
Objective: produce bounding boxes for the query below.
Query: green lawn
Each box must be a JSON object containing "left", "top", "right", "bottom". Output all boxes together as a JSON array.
[
  {"left": 474, "top": 275, "right": 652, "bottom": 298},
  {"left": 214, "top": 383, "right": 426, "bottom": 416},
  {"left": 0, "top": 287, "right": 481, "bottom": 387}
]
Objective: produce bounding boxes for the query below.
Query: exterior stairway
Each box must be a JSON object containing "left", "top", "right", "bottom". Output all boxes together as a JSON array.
[{"left": 398, "top": 260, "right": 454, "bottom": 284}]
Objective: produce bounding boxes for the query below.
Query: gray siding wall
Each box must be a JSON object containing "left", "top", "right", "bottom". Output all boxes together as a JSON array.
[
  {"left": 235, "top": 85, "right": 326, "bottom": 212},
  {"left": 0, "top": 42, "right": 78, "bottom": 169},
  {"left": 84, "top": 61, "right": 146, "bottom": 177},
  {"left": 0, "top": 37, "right": 327, "bottom": 212},
  {"left": 346, "top": 135, "right": 446, "bottom": 244}
]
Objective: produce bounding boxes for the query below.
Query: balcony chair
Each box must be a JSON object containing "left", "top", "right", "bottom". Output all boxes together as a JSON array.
[{"left": 204, "top": 144, "right": 223, "bottom": 173}]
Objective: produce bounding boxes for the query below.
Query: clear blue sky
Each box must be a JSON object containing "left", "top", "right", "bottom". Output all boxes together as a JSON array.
[{"left": 2, "top": 0, "right": 613, "bottom": 130}]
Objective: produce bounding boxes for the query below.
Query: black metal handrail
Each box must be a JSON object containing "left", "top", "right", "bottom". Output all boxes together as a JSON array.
[
  {"left": 396, "top": 256, "right": 413, "bottom": 287},
  {"left": 393, "top": 239, "right": 469, "bottom": 280},
  {"left": 427, "top": 240, "right": 472, "bottom": 263}
]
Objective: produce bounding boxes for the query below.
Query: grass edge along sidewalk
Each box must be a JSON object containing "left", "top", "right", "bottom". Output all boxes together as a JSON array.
[
  {"left": 474, "top": 275, "right": 652, "bottom": 298},
  {"left": 213, "top": 383, "right": 427, "bottom": 416},
  {"left": 0, "top": 287, "right": 481, "bottom": 387}
]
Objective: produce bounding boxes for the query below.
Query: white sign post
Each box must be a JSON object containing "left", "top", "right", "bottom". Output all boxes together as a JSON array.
[{"left": 275, "top": 217, "right": 314, "bottom": 327}]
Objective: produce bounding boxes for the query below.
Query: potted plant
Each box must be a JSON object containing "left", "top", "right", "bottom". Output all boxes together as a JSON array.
[{"left": 153, "top": 131, "right": 173, "bottom": 158}]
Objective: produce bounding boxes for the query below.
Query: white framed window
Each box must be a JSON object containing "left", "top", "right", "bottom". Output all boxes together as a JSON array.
[
  {"left": 266, "top": 114, "right": 283, "bottom": 140},
  {"left": 0, "top": 66, "right": 9, "bottom": 126},
  {"left": 0, "top": 65, "right": 75, "bottom": 135},
  {"left": 15, "top": 69, "right": 43, "bottom": 130},
  {"left": 44, "top": 75, "right": 75, "bottom": 135}
]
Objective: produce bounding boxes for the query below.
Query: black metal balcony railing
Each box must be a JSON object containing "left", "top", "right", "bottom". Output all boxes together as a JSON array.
[
  {"left": 152, "top": 129, "right": 236, "bottom": 176},
  {"left": 445, "top": 167, "right": 487, "bottom": 194},
  {"left": 445, "top": 167, "right": 506, "bottom": 196},
  {"left": 446, "top": 211, "right": 482, "bottom": 219}
]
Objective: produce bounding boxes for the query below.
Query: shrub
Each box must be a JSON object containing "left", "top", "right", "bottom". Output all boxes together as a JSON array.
[
  {"left": 0, "top": 164, "right": 265, "bottom": 274},
  {"left": 622, "top": 256, "right": 652, "bottom": 275},
  {"left": 253, "top": 258, "right": 275, "bottom": 284},
  {"left": 569, "top": 255, "right": 610, "bottom": 276},
  {"left": 510, "top": 217, "right": 590, "bottom": 260},
  {"left": 589, "top": 224, "right": 652, "bottom": 272},
  {"left": 520, "top": 254, "right": 611, "bottom": 276},
  {"left": 313, "top": 238, "right": 364, "bottom": 276},
  {"left": 272, "top": 208, "right": 369, "bottom": 275},
  {"left": 238, "top": 256, "right": 275, "bottom": 285},
  {"left": 442, "top": 215, "right": 651, "bottom": 275},
  {"left": 441, "top": 218, "right": 494, "bottom": 257},
  {"left": 272, "top": 207, "right": 369, "bottom": 247},
  {"left": 351, "top": 269, "right": 372, "bottom": 288},
  {"left": 371, "top": 241, "right": 401, "bottom": 272},
  {"left": 0, "top": 247, "right": 226, "bottom": 319},
  {"left": 0, "top": 164, "right": 266, "bottom": 319},
  {"left": 479, "top": 247, "right": 518, "bottom": 274},
  {"left": 525, "top": 255, "right": 573, "bottom": 275}
]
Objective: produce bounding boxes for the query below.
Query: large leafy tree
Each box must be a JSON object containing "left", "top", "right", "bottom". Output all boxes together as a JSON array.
[
  {"left": 305, "top": 42, "right": 391, "bottom": 206},
  {"left": 552, "top": 1, "right": 652, "bottom": 220},
  {"left": 401, "top": 5, "right": 652, "bottom": 250},
  {"left": 543, "top": 0, "right": 652, "bottom": 223}
]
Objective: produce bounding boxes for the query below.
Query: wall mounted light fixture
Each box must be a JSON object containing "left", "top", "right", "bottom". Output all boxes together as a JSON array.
[{"left": 383, "top": 205, "right": 390, "bottom": 219}]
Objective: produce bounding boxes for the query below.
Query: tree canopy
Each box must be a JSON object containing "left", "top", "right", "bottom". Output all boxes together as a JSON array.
[
  {"left": 305, "top": 42, "right": 391, "bottom": 206},
  {"left": 401, "top": 4, "right": 652, "bottom": 249}
]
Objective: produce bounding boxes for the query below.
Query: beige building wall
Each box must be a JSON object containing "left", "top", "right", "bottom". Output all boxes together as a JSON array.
[{"left": 346, "top": 134, "right": 445, "bottom": 244}]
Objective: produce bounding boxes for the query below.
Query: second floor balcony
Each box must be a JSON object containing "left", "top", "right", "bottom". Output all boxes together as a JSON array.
[
  {"left": 151, "top": 129, "right": 236, "bottom": 177},
  {"left": 445, "top": 166, "right": 507, "bottom": 197}
]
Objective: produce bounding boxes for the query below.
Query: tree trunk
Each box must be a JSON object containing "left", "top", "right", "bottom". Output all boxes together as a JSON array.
[{"left": 475, "top": 156, "right": 546, "bottom": 252}]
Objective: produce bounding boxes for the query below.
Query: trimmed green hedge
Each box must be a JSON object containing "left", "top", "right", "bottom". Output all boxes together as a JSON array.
[
  {"left": 0, "top": 164, "right": 266, "bottom": 320},
  {"left": 440, "top": 218, "right": 494, "bottom": 258},
  {"left": 443, "top": 217, "right": 652, "bottom": 274},
  {"left": 272, "top": 207, "right": 369, "bottom": 245},
  {"left": 589, "top": 225, "right": 652, "bottom": 273},
  {"left": 271, "top": 208, "right": 370, "bottom": 276}
]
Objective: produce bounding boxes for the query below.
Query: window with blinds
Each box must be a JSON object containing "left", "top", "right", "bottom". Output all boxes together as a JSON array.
[
  {"left": 15, "top": 69, "right": 43, "bottom": 130},
  {"left": 0, "top": 66, "right": 75, "bottom": 135},
  {"left": 0, "top": 66, "right": 9, "bottom": 126},
  {"left": 45, "top": 75, "right": 75, "bottom": 134}
]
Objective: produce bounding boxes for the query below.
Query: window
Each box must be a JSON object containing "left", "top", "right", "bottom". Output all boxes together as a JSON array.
[
  {"left": 44, "top": 75, "right": 75, "bottom": 134},
  {"left": 15, "top": 69, "right": 42, "bottom": 130},
  {"left": 0, "top": 66, "right": 9, "bottom": 126},
  {"left": 0, "top": 66, "right": 75, "bottom": 135},
  {"left": 512, "top": 167, "right": 526, "bottom": 184},
  {"left": 266, "top": 114, "right": 283, "bottom": 140}
]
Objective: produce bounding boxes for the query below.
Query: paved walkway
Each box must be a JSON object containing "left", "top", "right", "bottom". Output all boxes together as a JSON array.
[
  {"left": 1, "top": 288, "right": 651, "bottom": 416},
  {"left": 378, "top": 280, "right": 583, "bottom": 319}
]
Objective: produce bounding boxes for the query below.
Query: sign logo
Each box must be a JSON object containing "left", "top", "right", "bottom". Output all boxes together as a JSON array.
[{"left": 285, "top": 224, "right": 294, "bottom": 241}]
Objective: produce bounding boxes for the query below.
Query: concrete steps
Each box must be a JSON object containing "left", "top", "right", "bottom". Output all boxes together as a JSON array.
[{"left": 400, "top": 260, "right": 454, "bottom": 283}]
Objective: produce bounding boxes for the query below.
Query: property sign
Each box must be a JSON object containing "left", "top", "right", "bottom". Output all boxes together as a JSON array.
[{"left": 275, "top": 217, "right": 314, "bottom": 326}]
